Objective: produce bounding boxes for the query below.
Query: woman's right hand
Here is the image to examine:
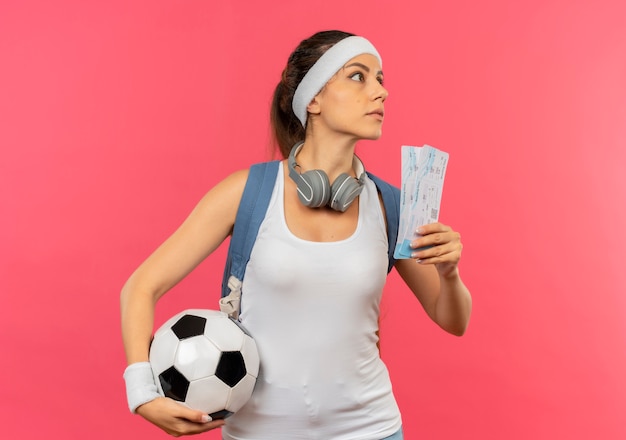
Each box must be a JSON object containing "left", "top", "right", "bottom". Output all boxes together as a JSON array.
[{"left": 136, "top": 397, "right": 225, "bottom": 436}]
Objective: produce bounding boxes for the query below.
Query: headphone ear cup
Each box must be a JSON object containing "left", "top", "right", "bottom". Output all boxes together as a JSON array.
[
  {"left": 329, "top": 173, "right": 363, "bottom": 212},
  {"left": 297, "top": 170, "right": 331, "bottom": 208}
]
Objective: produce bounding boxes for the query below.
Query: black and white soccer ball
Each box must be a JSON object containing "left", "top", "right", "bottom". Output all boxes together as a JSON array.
[{"left": 149, "top": 309, "right": 259, "bottom": 420}]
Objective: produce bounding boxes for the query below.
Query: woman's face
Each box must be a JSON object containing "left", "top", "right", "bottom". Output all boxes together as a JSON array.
[{"left": 310, "top": 53, "right": 388, "bottom": 141}]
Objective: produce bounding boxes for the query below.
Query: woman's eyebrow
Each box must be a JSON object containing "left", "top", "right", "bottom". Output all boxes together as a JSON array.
[{"left": 344, "top": 62, "right": 383, "bottom": 76}]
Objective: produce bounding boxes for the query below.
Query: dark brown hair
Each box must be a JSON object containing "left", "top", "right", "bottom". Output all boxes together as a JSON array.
[{"left": 270, "top": 30, "right": 355, "bottom": 158}]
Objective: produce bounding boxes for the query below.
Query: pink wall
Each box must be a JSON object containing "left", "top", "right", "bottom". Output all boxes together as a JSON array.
[{"left": 2, "top": 1, "right": 625, "bottom": 439}]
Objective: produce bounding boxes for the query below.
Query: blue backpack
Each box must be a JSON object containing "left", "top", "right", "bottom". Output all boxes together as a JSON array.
[{"left": 219, "top": 161, "right": 400, "bottom": 318}]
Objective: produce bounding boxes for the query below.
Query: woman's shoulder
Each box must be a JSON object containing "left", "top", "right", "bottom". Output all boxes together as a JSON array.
[
  {"left": 209, "top": 168, "right": 250, "bottom": 201},
  {"left": 209, "top": 160, "right": 283, "bottom": 206},
  {"left": 223, "top": 168, "right": 251, "bottom": 185}
]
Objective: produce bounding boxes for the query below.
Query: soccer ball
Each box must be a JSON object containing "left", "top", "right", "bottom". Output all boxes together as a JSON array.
[{"left": 149, "top": 309, "right": 259, "bottom": 420}]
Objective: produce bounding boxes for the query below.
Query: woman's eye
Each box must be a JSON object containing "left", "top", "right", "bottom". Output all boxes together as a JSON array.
[{"left": 349, "top": 72, "right": 364, "bottom": 82}]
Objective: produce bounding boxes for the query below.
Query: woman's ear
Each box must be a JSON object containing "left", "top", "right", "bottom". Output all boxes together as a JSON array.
[{"left": 307, "top": 96, "right": 321, "bottom": 116}]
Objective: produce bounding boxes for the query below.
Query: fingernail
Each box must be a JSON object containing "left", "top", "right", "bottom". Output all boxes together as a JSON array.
[
  {"left": 416, "top": 227, "right": 423, "bottom": 235},
  {"left": 202, "top": 414, "right": 210, "bottom": 423}
]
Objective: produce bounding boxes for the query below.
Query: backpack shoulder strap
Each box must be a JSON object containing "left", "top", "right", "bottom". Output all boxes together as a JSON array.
[
  {"left": 366, "top": 172, "right": 400, "bottom": 273},
  {"left": 219, "top": 161, "right": 280, "bottom": 318}
]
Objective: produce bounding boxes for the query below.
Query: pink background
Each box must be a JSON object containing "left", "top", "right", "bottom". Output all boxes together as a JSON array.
[{"left": 2, "top": 1, "right": 625, "bottom": 439}]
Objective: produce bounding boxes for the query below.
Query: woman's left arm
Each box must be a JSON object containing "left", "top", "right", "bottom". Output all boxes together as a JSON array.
[{"left": 394, "top": 222, "right": 472, "bottom": 336}]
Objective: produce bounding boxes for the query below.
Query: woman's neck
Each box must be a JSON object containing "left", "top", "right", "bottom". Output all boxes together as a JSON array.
[{"left": 298, "top": 133, "right": 359, "bottom": 181}]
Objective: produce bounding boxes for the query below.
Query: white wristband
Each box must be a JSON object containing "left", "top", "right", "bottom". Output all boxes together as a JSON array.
[{"left": 123, "top": 362, "right": 161, "bottom": 413}]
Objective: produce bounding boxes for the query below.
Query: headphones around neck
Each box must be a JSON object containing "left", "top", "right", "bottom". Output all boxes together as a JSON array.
[{"left": 287, "top": 141, "right": 366, "bottom": 212}]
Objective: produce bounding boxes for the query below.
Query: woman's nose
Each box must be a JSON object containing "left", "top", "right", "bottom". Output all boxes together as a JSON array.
[{"left": 372, "top": 81, "right": 388, "bottom": 101}]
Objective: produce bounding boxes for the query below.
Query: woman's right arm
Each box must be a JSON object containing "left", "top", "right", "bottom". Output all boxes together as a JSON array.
[{"left": 120, "top": 169, "right": 249, "bottom": 435}]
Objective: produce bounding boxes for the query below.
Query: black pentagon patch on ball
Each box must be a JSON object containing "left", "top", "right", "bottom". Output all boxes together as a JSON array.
[
  {"left": 209, "top": 409, "right": 233, "bottom": 420},
  {"left": 171, "top": 314, "right": 206, "bottom": 340},
  {"left": 159, "top": 366, "right": 190, "bottom": 401},
  {"left": 215, "top": 351, "right": 246, "bottom": 387}
]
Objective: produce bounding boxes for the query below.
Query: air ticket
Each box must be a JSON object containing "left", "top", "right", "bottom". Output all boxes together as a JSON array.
[{"left": 394, "top": 145, "right": 449, "bottom": 259}]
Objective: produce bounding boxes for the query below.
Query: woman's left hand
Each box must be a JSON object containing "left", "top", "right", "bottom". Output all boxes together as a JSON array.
[{"left": 410, "top": 222, "right": 463, "bottom": 278}]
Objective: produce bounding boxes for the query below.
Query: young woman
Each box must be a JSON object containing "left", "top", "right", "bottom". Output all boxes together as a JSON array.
[{"left": 121, "top": 30, "right": 472, "bottom": 439}]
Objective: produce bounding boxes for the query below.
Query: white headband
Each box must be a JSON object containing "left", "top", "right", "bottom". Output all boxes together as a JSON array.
[{"left": 292, "top": 36, "right": 382, "bottom": 127}]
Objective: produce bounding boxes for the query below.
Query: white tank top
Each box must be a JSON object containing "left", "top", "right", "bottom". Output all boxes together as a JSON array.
[{"left": 223, "top": 162, "right": 402, "bottom": 440}]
